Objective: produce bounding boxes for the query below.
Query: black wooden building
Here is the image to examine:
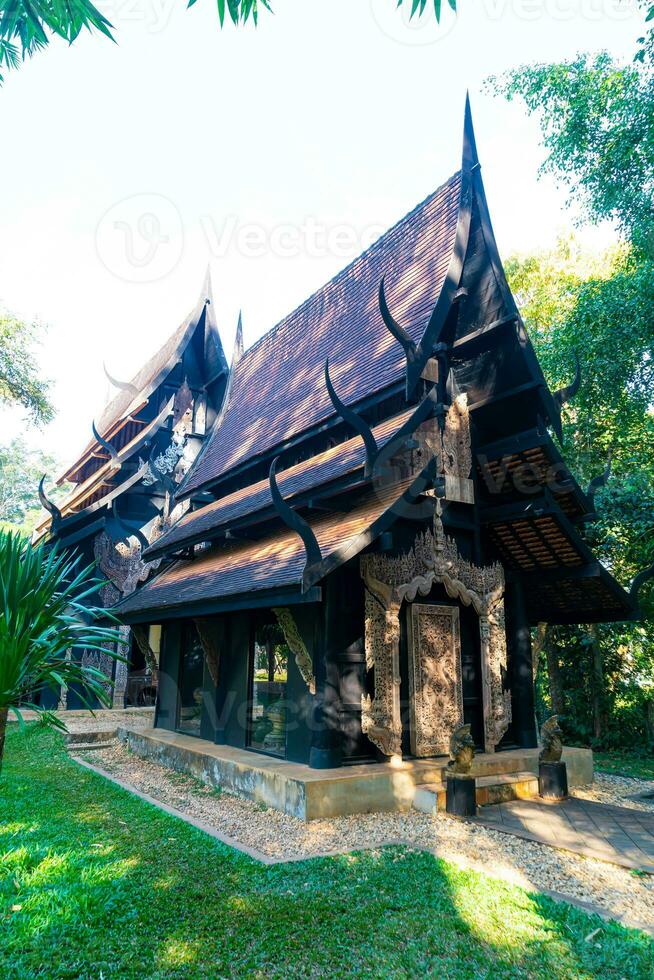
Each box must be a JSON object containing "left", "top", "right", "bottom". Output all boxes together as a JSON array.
[{"left": 92, "top": 101, "right": 640, "bottom": 765}]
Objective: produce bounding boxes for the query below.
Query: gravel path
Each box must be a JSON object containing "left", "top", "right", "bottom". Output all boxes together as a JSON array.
[
  {"left": 572, "top": 773, "right": 654, "bottom": 813},
  {"left": 82, "top": 742, "right": 654, "bottom": 931}
]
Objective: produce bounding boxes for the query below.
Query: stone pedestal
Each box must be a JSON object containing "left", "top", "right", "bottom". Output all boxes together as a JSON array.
[
  {"left": 446, "top": 773, "right": 477, "bottom": 817},
  {"left": 539, "top": 761, "right": 568, "bottom": 801}
]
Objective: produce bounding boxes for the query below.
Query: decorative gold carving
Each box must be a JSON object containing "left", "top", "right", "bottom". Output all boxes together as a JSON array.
[
  {"left": 193, "top": 618, "right": 221, "bottom": 687},
  {"left": 361, "top": 504, "right": 511, "bottom": 756},
  {"left": 94, "top": 532, "right": 154, "bottom": 596},
  {"left": 272, "top": 607, "right": 316, "bottom": 695},
  {"left": 132, "top": 624, "right": 159, "bottom": 673},
  {"left": 408, "top": 604, "right": 463, "bottom": 757},
  {"left": 443, "top": 394, "right": 472, "bottom": 479},
  {"left": 361, "top": 592, "right": 402, "bottom": 758}
]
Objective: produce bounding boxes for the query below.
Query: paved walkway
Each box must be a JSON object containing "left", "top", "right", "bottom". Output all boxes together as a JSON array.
[{"left": 473, "top": 797, "right": 654, "bottom": 873}]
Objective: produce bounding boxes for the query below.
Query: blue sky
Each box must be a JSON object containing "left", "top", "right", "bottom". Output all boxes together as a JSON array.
[{"left": 0, "top": 0, "right": 643, "bottom": 465}]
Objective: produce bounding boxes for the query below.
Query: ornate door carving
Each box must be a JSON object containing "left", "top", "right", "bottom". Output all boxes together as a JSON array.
[
  {"left": 408, "top": 604, "right": 463, "bottom": 757},
  {"left": 361, "top": 504, "right": 511, "bottom": 758}
]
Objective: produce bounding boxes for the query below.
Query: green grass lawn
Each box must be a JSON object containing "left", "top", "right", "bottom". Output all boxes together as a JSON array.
[
  {"left": 1, "top": 727, "right": 653, "bottom": 979},
  {"left": 593, "top": 749, "right": 654, "bottom": 782}
]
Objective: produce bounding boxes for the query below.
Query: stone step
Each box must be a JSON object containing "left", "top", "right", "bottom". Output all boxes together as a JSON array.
[
  {"left": 65, "top": 729, "right": 118, "bottom": 746},
  {"left": 413, "top": 771, "right": 539, "bottom": 815},
  {"left": 67, "top": 741, "right": 116, "bottom": 752}
]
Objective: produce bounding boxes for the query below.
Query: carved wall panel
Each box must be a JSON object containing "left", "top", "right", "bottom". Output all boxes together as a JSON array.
[
  {"left": 361, "top": 505, "right": 511, "bottom": 757},
  {"left": 193, "top": 618, "right": 221, "bottom": 687},
  {"left": 408, "top": 604, "right": 463, "bottom": 757},
  {"left": 361, "top": 592, "right": 402, "bottom": 758},
  {"left": 272, "top": 607, "right": 316, "bottom": 695}
]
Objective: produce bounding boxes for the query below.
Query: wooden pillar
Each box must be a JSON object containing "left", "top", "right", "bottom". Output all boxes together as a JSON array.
[
  {"left": 505, "top": 579, "right": 537, "bottom": 748},
  {"left": 154, "top": 623, "right": 181, "bottom": 732},
  {"left": 309, "top": 576, "right": 343, "bottom": 769}
]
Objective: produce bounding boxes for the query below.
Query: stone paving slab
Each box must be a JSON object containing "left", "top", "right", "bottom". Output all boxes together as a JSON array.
[{"left": 473, "top": 797, "right": 654, "bottom": 874}]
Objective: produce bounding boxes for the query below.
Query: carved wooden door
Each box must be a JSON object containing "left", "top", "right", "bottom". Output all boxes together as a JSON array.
[{"left": 407, "top": 603, "right": 464, "bottom": 757}]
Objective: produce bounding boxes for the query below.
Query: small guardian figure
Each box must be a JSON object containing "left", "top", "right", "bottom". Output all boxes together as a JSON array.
[
  {"left": 538, "top": 715, "right": 568, "bottom": 801},
  {"left": 447, "top": 723, "right": 476, "bottom": 774},
  {"left": 445, "top": 724, "right": 477, "bottom": 817},
  {"left": 539, "top": 715, "right": 563, "bottom": 764}
]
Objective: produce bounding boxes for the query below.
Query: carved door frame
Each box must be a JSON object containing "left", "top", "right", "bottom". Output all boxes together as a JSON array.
[{"left": 361, "top": 510, "right": 512, "bottom": 760}]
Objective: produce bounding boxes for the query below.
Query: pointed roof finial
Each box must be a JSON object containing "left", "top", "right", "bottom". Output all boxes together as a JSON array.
[
  {"left": 462, "top": 91, "right": 479, "bottom": 174},
  {"left": 233, "top": 311, "right": 244, "bottom": 365},
  {"left": 201, "top": 264, "right": 213, "bottom": 307}
]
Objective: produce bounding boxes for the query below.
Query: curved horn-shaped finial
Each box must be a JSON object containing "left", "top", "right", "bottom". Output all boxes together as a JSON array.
[
  {"left": 38, "top": 476, "right": 62, "bottom": 526},
  {"left": 92, "top": 422, "right": 120, "bottom": 467},
  {"left": 325, "top": 359, "right": 378, "bottom": 477},
  {"left": 103, "top": 363, "right": 138, "bottom": 397},
  {"left": 630, "top": 561, "right": 654, "bottom": 603},
  {"left": 111, "top": 500, "right": 149, "bottom": 551},
  {"left": 586, "top": 453, "right": 612, "bottom": 511},
  {"left": 269, "top": 457, "right": 322, "bottom": 584},
  {"left": 554, "top": 353, "right": 581, "bottom": 408},
  {"left": 379, "top": 278, "right": 417, "bottom": 364}
]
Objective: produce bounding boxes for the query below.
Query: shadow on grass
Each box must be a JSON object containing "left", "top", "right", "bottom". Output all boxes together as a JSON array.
[{"left": 0, "top": 726, "right": 652, "bottom": 978}]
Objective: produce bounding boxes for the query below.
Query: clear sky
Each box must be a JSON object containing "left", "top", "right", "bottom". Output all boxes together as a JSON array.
[{"left": 0, "top": 0, "right": 643, "bottom": 469}]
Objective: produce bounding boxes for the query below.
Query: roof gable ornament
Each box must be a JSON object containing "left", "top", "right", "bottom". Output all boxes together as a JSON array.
[
  {"left": 586, "top": 452, "right": 612, "bottom": 512},
  {"left": 103, "top": 363, "right": 138, "bottom": 397},
  {"left": 553, "top": 353, "right": 582, "bottom": 409},
  {"left": 269, "top": 457, "right": 322, "bottom": 591},
  {"left": 379, "top": 94, "right": 477, "bottom": 400},
  {"left": 324, "top": 359, "right": 378, "bottom": 476},
  {"left": 630, "top": 562, "right": 654, "bottom": 606},
  {"left": 111, "top": 499, "right": 149, "bottom": 551},
  {"left": 233, "top": 311, "right": 244, "bottom": 365},
  {"left": 92, "top": 421, "right": 120, "bottom": 469},
  {"left": 38, "top": 476, "right": 62, "bottom": 530}
]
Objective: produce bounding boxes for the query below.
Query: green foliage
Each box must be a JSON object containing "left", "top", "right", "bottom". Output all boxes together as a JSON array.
[
  {"left": 507, "top": 241, "right": 654, "bottom": 749},
  {"left": 0, "top": 530, "right": 121, "bottom": 756},
  {"left": 0, "top": 0, "right": 459, "bottom": 82},
  {"left": 395, "top": 0, "right": 457, "bottom": 22},
  {"left": 0, "top": 438, "right": 65, "bottom": 533},
  {"left": 489, "top": 29, "right": 654, "bottom": 256},
  {"left": 495, "top": 16, "right": 654, "bottom": 749},
  {"left": 0, "top": 305, "right": 53, "bottom": 424},
  {"left": 594, "top": 748, "right": 654, "bottom": 780},
  {"left": 1, "top": 725, "right": 653, "bottom": 977},
  {"left": 187, "top": 0, "right": 272, "bottom": 26}
]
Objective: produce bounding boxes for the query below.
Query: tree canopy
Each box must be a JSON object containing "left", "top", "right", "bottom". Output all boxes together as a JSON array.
[
  {"left": 0, "top": 438, "right": 64, "bottom": 534},
  {"left": 490, "top": 23, "right": 654, "bottom": 255},
  {"left": 1, "top": 0, "right": 454, "bottom": 82},
  {"left": 0, "top": 306, "right": 53, "bottom": 424},
  {"left": 493, "top": 19, "right": 654, "bottom": 748}
]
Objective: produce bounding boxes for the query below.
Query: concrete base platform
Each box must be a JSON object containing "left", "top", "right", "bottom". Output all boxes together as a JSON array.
[{"left": 124, "top": 728, "right": 593, "bottom": 822}]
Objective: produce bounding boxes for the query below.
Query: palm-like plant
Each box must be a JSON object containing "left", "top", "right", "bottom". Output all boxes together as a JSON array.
[{"left": 0, "top": 529, "right": 123, "bottom": 773}]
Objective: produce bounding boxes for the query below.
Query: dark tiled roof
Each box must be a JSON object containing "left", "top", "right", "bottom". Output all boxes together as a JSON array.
[
  {"left": 145, "top": 406, "right": 416, "bottom": 559},
  {"left": 182, "top": 173, "right": 462, "bottom": 495},
  {"left": 116, "top": 478, "right": 414, "bottom": 618}
]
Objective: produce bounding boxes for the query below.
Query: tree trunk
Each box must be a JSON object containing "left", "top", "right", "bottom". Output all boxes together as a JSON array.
[
  {"left": 645, "top": 698, "right": 654, "bottom": 747},
  {"left": 545, "top": 629, "right": 565, "bottom": 716},
  {"left": 532, "top": 623, "right": 549, "bottom": 683},
  {"left": 0, "top": 707, "right": 8, "bottom": 776},
  {"left": 589, "top": 624, "right": 607, "bottom": 742}
]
